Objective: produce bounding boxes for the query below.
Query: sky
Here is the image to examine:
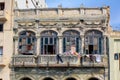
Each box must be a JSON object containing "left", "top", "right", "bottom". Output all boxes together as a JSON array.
[
  {"left": 17, "top": 0, "right": 120, "bottom": 30},
  {"left": 45, "top": 0, "right": 120, "bottom": 30}
]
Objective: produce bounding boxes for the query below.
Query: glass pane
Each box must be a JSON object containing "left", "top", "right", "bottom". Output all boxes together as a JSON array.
[
  {"left": 19, "top": 38, "right": 22, "bottom": 42},
  {"left": 71, "top": 37, "right": 75, "bottom": 46},
  {"left": 41, "top": 31, "right": 57, "bottom": 36},
  {"left": 41, "top": 38, "right": 43, "bottom": 54},
  {"left": 22, "top": 38, "right": 26, "bottom": 45},
  {"left": 54, "top": 38, "right": 56, "bottom": 44},
  {"left": 50, "top": 37, "right": 53, "bottom": 44},
  {"left": 27, "top": 38, "right": 31, "bottom": 44},
  {"left": 45, "top": 38, "right": 48, "bottom": 44},
  {"left": 99, "top": 38, "right": 102, "bottom": 54},
  {"left": 0, "top": 48, "right": 3, "bottom": 55},
  {"left": 63, "top": 38, "right": 66, "bottom": 52},
  {"left": 76, "top": 37, "right": 79, "bottom": 52},
  {"left": 63, "top": 30, "right": 79, "bottom": 36}
]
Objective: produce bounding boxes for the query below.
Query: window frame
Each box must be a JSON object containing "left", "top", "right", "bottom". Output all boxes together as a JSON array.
[
  {"left": 0, "top": 47, "right": 3, "bottom": 55},
  {"left": 0, "top": 2, "right": 5, "bottom": 10},
  {"left": 0, "top": 24, "right": 3, "bottom": 32}
]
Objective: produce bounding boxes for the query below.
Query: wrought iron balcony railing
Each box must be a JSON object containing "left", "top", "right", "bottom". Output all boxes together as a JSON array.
[{"left": 11, "top": 54, "right": 108, "bottom": 67}]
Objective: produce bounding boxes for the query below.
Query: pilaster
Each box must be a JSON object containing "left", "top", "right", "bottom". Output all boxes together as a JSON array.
[
  {"left": 14, "top": 36, "right": 18, "bottom": 55},
  {"left": 80, "top": 35, "right": 85, "bottom": 54},
  {"left": 58, "top": 36, "right": 63, "bottom": 54},
  {"left": 36, "top": 35, "right": 40, "bottom": 55}
]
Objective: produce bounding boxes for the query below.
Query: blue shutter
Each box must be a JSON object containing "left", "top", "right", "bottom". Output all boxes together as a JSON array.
[
  {"left": 99, "top": 38, "right": 102, "bottom": 54},
  {"left": 63, "top": 38, "right": 66, "bottom": 52},
  {"left": 76, "top": 37, "right": 79, "bottom": 52},
  {"left": 41, "top": 38, "right": 43, "bottom": 54}
]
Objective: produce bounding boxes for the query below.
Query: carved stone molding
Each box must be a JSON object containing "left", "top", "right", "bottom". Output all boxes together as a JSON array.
[
  {"left": 13, "top": 36, "right": 18, "bottom": 40},
  {"left": 57, "top": 27, "right": 62, "bottom": 32},
  {"left": 17, "top": 22, "right": 36, "bottom": 29}
]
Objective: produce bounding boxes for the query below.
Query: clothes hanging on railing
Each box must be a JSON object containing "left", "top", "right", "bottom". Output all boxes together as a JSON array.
[
  {"left": 56, "top": 54, "right": 63, "bottom": 63},
  {"left": 95, "top": 54, "right": 101, "bottom": 62}
]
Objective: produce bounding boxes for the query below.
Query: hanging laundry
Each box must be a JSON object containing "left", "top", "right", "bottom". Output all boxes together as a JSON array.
[{"left": 56, "top": 54, "right": 63, "bottom": 64}]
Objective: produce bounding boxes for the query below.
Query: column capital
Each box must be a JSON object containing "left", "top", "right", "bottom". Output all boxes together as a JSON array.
[
  {"left": 80, "top": 35, "right": 85, "bottom": 38},
  {"left": 58, "top": 36, "right": 63, "bottom": 39},
  {"left": 103, "top": 35, "right": 107, "bottom": 37},
  {"left": 13, "top": 36, "right": 18, "bottom": 40},
  {"left": 36, "top": 36, "right": 40, "bottom": 39}
]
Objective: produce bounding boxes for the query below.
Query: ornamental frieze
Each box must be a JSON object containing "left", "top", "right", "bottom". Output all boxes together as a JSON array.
[
  {"left": 39, "top": 22, "right": 80, "bottom": 28},
  {"left": 18, "top": 22, "right": 36, "bottom": 29}
]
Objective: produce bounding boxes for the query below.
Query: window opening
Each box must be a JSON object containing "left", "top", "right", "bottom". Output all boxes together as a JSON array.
[
  {"left": 0, "top": 3, "right": 4, "bottom": 10},
  {"left": 0, "top": 24, "right": 3, "bottom": 32},
  {"left": 41, "top": 31, "right": 57, "bottom": 55},
  {"left": 18, "top": 31, "right": 36, "bottom": 55}
]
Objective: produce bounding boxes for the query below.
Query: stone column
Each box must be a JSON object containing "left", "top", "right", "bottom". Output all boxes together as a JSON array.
[
  {"left": 36, "top": 36, "right": 40, "bottom": 55},
  {"left": 80, "top": 35, "right": 84, "bottom": 54},
  {"left": 103, "top": 35, "right": 107, "bottom": 55},
  {"left": 14, "top": 36, "right": 18, "bottom": 55},
  {"left": 58, "top": 36, "right": 63, "bottom": 54}
]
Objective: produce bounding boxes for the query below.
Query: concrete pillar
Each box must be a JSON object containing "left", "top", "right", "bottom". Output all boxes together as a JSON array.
[
  {"left": 80, "top": 35, "right": 84, "bottom": 54},
  {"left": 58, "top": 36, "right": 63, "bottom": 54},
  {"left": 36, "top": 36, "right": 40, "bottom": 55}
]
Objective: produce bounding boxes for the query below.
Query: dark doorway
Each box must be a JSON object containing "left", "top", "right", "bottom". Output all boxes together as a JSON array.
[
  {"left": 88, "top": 77, "right": 99, "bottom": 80},
  {"left": 89, "top": 45, "right": 93, "bottom": 54},
  {"left": 44, "top": 45, "right": 55, "bottom": 54},
  {"left": 43, "top": 77, "right": 54, "bottom": 80},
  {"left": 66, "top": 77, "right": 77, "bottom": 80},
  {"left": 21, "top": 77, "right": 32, "bottom": 80}
]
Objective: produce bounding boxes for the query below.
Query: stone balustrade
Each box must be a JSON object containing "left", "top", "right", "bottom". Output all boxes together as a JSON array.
[
  {"left": 11, "top": 54, "right": 108, "bottom": 67},
  {"left": 14, "top": 7, "right": 108, "bottom": 20}
]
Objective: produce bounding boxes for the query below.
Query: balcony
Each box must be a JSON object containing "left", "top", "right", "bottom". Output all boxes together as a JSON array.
[
  {"left": 0, "top": 56, "right": 5, "bottom": 67},
  {"left": 0, "top": 10, "right": 7, "bottom": 21},
  {"left": 11, "top": 54, "right": 108, "bottom": 68}
]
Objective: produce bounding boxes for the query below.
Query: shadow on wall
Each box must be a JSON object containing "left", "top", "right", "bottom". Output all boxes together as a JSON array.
[
  {"left": 20, "top": 77, "right": 32, "bottom": 80},
  {"left": 43, "top": 77, "right": 54, "bottom": 80},
  {"left": 88, "top": 77, "right": 99, "bottom": 80},
  {"left": 65, "top": 77, "right": 77, "bottom": 80}
]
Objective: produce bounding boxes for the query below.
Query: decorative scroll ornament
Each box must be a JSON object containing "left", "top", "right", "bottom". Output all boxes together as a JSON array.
[{"left": 18, "top": 22, "right": 36, "bottom": 29}]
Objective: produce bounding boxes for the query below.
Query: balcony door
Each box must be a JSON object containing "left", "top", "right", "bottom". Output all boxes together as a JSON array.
[
  {"left": 63, "top": 30, "right": 80, "bottom": 53},
  {"left": 85, "top": 30, "right": 103, "bottom": 54},
  {"left": 41, "top": 30, "right": 58, "bottom": 55}
]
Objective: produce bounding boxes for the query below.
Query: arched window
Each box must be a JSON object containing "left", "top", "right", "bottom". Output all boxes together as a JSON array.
[
  {"left": 20, "top": 77, "right": 32, "bottom": 80},
  {"left": 88, "top": 77, "right": 99, "bottom": 80},
  {"left": 63, "top": 30, "right": 80, "bottom": 53},
  {"left": 43, "top": 77, "right": 54, "bottom": 80},
  {"left": 41, "top": 30, "right": 58, "bottom": 55},
  {"left": 18, "top": 31, "right": 36, "bottom": 55},
  {"left": 85, "top": 30, "right": 103, "bottom": 54},
  {"left": 65, "top": 77, "right": 77, "bottom": 80}
]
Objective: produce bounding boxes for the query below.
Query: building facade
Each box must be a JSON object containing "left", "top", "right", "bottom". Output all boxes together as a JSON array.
[
  {"left": 0, "top": 0, "right": 120, "bottom": 80},
  {"left": 109, "top": 30, "right": 120, "bottom": 80},
  {"left": 0, "top": 0, "right": 13, "bottom": 80},
  {"left": 10, "top": 6, "right": 110, "bottom": 80}
]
